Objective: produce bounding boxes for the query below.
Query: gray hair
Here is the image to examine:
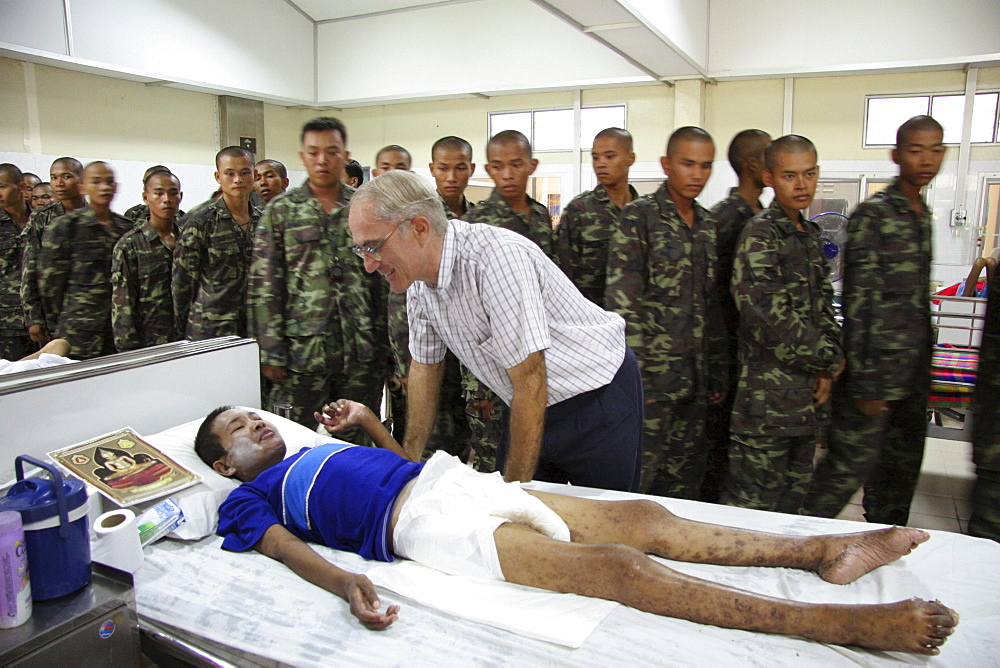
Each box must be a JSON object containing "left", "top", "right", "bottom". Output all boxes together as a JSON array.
[{"left": 351, "top": 170, "right": 448, "bottom": 235}]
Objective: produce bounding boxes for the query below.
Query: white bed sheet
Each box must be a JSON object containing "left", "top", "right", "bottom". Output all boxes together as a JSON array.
[{"left": 135, "top": 484, "right": 1000, "bottom": 667}]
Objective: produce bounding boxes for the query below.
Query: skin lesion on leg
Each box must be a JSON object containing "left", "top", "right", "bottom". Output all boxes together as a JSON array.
[{"left": 493, "top": 522, "right": 959, "bottom": 655}]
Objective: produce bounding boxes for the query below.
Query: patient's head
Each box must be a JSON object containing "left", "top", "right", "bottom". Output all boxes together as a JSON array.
[{"left": 195, "top": 407, "right": 287, "bottom": 482}]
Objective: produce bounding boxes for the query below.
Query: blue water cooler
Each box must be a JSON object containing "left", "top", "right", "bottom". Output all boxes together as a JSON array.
[{"left": 0, "top": 456, "right": 91, "bottom": 601}]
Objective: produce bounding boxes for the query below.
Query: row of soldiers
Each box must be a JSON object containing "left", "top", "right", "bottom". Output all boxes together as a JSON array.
[{"left": 0, "top": 113, "right": 975, "bottom": 535}]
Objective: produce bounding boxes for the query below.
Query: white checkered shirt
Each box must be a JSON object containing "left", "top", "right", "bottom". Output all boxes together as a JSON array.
[{"left": 407, "top": 219, "right": 626, "bottom": 406}]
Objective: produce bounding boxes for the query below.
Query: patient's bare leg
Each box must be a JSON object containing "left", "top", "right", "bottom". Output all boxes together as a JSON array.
[
  {"left": 527, "top": 492, "right": 928, "bottom": 584},
  {"left": 495, "top": 525, "right": 958, "bottom": 655}
]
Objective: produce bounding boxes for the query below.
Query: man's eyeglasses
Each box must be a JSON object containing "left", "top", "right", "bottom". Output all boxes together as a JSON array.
[{"left": 351, "top": 222, "right": 403, "bottom": 262}]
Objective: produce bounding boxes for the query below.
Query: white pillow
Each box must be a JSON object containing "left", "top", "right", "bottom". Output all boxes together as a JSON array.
[{"left": 143, "top": 407, "right": 344, "bottom": 540}]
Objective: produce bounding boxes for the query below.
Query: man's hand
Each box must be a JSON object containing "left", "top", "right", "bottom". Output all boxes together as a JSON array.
[
  {"left": 315, "top": 399, "right": 372, "bottom": 434},
  {"left": 261, "top": 364, "right": 287, "bottom": 384},
  {"left": 27, "top": 324, "right": 50, "bottom": 344},
  {"left": 707, "top": 391, "right": 727, "bottom": 405},
  {"left": 857, "top": 398, "right": 888, "bottom": 417},
  {"left": 343, "top": 573, "right": 399, "bottom": 630},
  {"left": 471, "top": 399, "right": 495, "bottom": 420},
  {"left": 812, "top": 374, "right": 833, "bottom": 407}
]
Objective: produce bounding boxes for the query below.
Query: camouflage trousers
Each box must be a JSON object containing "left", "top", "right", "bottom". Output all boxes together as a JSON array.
[
  {"left": 800, "top": 387, "right": 927, "bottom": 525},
  {"left": 641, "top": 398, "right": 708, "bottom": 499},
  {"left": 969, "top": 467, "right": 1000, "bottom": 543},
  {"left": 0, "top": 333, "right": 36, "bottom": 362},
  {"left": 268, "top": 365, "right": 384, "bottom": 445},
  {"left": 702, "top": 365, "right": 737, "bottom": 503},
  {"left": 461, "top": 364, "right": 501, "bottom": 473},
  {"left": 722, "top": 433, "right": 816, "bottom": 513}
]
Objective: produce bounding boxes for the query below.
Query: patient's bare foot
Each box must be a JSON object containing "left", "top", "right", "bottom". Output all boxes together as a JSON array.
[
  {"left": 817, "top": 527, "right": 929, "bottom": 585},
  {"left": 822, "top": 598, "right": 959, "bottom": 655}
]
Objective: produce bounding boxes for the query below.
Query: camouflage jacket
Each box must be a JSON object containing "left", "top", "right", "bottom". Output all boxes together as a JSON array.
[
  {"left": 247, "top": 182, "right": 388, "bottom": 375},
  {"left": 440, "top": 192, "right": 473, "bottom": 220},
  {"left": 840, "top": 179, "right": 933, "bottom": 400},
  {"left": 123, "top": 203, "right": 185, "bottom": 225},
  {"left": 710, "top": 188, "right": 762, "bottom": 347},
  {"left": 555, "top": 184, "right": 639, "bottom": 306},
  {"left": 111, "top": 220, "right": 180, "bottom": 351},
  {"left": 20, "top": 201, "right": 76, "bottom": 329},
  {"left": 0, "top": 210, "right": 27, "bottom": 335},
  {"left": 172, "top": 197, "right": 261, "bottom": 340},
  {"left": 37, "top": 208, "right": 132, "bottom": 358},
  {"left": 729, "top": 201, "right": 843, "bottom": 436},
  {"left": 605, "top": 181, "right": 727, "bottom": 402},
  {"left": 464, "top": 189, "right": 553, "bottom": 257},
  {"left": 973, "top": 275, "right": 999, "bottom": 469}
]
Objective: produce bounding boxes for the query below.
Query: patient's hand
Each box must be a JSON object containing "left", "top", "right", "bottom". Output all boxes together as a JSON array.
[
  {"left": 315, "top": 399, "right": 373, "bottom": 434},
  {"left": 345, "top": 573, "right": 400, "bottom": 630}
]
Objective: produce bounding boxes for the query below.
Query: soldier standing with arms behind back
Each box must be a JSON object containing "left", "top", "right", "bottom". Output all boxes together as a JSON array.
[
  {"left": 555, "top": 127, "right": 638, "bottom": 307},
  {"left": 37, "top": 162, "right": 132, "bottom": 360},
  {"left": 802, "top": 116, "right": 945, "bottom": 525},
  {"left": 0, "top": 164, "right": 34, "bottom": 360},
  {"left": 173, "top": 147, "right": 261, "bottom": 340},
  {"left": 247, "top": 117, "right": 387, "bottom": 429}
]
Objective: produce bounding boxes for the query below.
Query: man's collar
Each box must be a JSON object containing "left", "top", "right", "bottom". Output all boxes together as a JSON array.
[{"left": 431, "top": 219, "right": 461, "bottom": 290}]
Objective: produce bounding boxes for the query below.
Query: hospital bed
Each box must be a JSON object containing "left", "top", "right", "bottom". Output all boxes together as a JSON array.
[
  {"left": 1, "top": 339, "right": 998, "bottom": 667},
  {"left": 928, "top": 294, "right": 987, "bottom": 442}
]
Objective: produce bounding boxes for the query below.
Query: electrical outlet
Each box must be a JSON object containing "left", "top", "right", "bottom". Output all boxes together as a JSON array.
[{"left": 951, "top": 209, "right": 967, "bottom": 227}]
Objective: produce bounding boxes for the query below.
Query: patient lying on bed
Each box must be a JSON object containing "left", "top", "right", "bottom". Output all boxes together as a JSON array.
[{"left": 196, "top": 400, "right": 958, "bottom": 656}]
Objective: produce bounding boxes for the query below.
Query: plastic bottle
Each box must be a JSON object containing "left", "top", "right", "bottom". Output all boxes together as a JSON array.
[{"left": 0, "top": 510, "right": 32, "bottom": 628}]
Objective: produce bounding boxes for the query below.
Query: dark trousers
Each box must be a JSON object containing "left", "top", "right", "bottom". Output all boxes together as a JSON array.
[
  {"left": 802, "top": 386, "right": 927, "bottom": 525},
  {"left": 498, "top": 346, "right": 643, "bottom": 492},
  {"left": 969, "top": 467, "right": 1000, "bottom": 543}
]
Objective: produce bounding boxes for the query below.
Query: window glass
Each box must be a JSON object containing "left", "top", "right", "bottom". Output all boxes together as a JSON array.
[
  {"left": 489, "top": 112, "right": 531, "bottom": 141},
  {"left": 532, "top": 109, "right": 575, "bottom": 151},
  {"left": 865, "top": 96, "right": 929, "bottom": 145},
  {"left": 581, "top": 106, "right": 627, "bottom": 148}
]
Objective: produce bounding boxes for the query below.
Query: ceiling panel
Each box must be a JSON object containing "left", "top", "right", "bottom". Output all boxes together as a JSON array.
[
  {"left": 541, "top": 0, "right": 636, "bottom": 28},
  {"left": 592, "top": 26, "right": 701, "bottom": 78},
  {"left": 288, "top": 0, "right": 456, "bottom": 22}
]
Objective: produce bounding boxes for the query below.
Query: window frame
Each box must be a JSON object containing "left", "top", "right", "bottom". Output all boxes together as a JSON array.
[
  {"left": 488, "top": 104, "right": 628, "bottom": 153},
  {"left": 863, "top": 91, "right": 1000, "bottom": 148}
]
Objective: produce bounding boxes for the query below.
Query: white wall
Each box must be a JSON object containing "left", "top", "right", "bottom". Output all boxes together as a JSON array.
[
  {"left": 316, "top": 0, "right": 648, "bottom": 105},
  {"left": 0, "top": 0, "right": 315, "bottom": 102},
  {"left": 708, "top": 0, "right": 1000, "bottom": 77}
]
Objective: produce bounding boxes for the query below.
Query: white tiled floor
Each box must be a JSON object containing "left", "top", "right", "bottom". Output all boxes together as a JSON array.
[{"left": 833, "top": 436, "right": 976, "bottom": 533}]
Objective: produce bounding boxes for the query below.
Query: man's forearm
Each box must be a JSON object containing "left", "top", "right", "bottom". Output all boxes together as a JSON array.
[
  {"left": 401, "top": 359, "right": 444, "bottom": 460},
  {"left": 503, "top": 351, "right": 548, "bottom": 483}
]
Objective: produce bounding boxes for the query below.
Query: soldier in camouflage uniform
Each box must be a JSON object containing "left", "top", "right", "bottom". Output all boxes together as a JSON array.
[
  {"left": 37, "top": 162, "right": 132, "bottom": 360},
  {"left": 605, "top": 127, "right": 727, "bottom": 499},
  {"left": 722, "top": 136, "right": 843, "bottom": 513},
  {"left": 466, "top": 130, "right": 554, "bottom": 256},
  {"left": 703, "top": 129, "right": 772, "bottom": 503},
  {"left": 463, "top": 131, "right": 554, "bottom": 469},
  {"left": 173, "top": 147, "right": 261, "bottom": 340},
  {"left": 0, "top": 164, "right": 34, "bottom": 360},
  {"left": 20, "top": 157, "right": 87, "bottom": 346},
  {"left": 970, "top": 265, "right": 1000, "bottom": 542},
  {"left": 111, "top": 170, "right": 183, "bottom": 352},
  {"left": 555, "top": 127, "right": 638, "bottom": 306},
  {"left": 247, "top": 117, "right": 388, "bottom": 430},
  {"left": 30, "top": 183, "right": 54, "bottom": 210},
  {"left": 802, "top": 117, "right": 945, "bottom": 526},
  {"left": 254, "top": 159, "right": 289, "bottom": 205},
  {"left": 123, "top": 165, "right": 182, "bottom": 224}
]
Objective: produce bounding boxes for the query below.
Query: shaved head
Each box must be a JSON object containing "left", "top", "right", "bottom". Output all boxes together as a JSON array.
[
  {"left": 666, "top": 126, "right": 713, "bottom": 157},
  {"left": 727, "top": 129, "right": 771, "bottom": 177},
  {"left": 488, "top": 130, "right": 532, "bottom": 160},
  {"left": 897, "top": 115, "right": 944, "bottom": 149},
  {"left": 765, "top": 135, "right": 817, "bottom": 173}
]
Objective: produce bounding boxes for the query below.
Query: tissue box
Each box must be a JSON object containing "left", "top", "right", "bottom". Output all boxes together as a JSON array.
[{"left": 136, "top": 499, "right": 185, "bottom": 546}]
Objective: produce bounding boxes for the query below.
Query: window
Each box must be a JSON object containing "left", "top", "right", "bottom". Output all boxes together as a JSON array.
[
  {"left": 489, "top": 105, "right": 626, "bottom": 152},
  {"left": 864, "top": 92, "right": 1000, "bottom": 146}
]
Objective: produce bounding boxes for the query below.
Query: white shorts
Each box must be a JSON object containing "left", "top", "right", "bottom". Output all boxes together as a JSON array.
[{"left": 392, "top": 451, "right": 571, "bottom": 581}]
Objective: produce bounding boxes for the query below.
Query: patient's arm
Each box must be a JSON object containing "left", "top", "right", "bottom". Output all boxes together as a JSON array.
[
  {"left": 255, "top": 524, "right": 399, "bottom": 629},
  {"left": 315, "top": 400, "right": 408, "bottom": 459}
]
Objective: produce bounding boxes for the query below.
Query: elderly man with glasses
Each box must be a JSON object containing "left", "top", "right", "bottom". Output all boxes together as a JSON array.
[
  {"left": 247, "top": 117, "right": 388, "bottom": 430},
  {"left": 348, "top": 170, "right": 643, "bottom": 492}
]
